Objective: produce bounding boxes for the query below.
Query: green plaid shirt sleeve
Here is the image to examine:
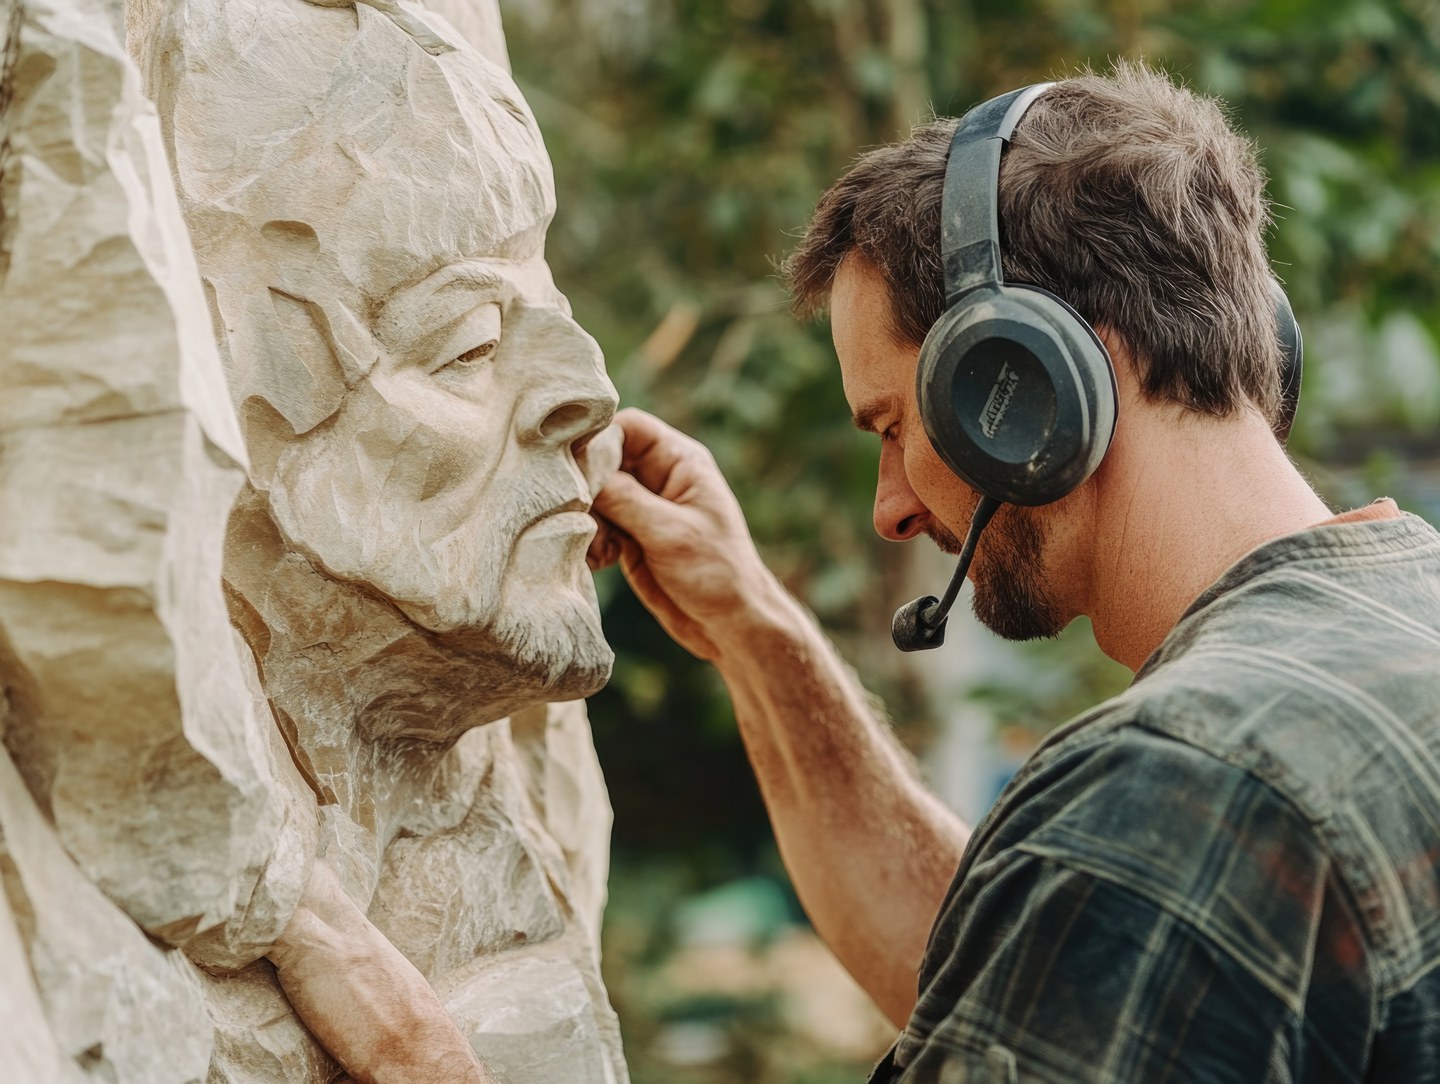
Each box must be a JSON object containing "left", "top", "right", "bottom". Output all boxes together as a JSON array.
[{"left": 874, "top": 728, "right": 1377, "bottom": 1084}]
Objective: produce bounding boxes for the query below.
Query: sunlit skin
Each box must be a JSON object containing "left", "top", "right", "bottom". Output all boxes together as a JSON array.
[
  {"left": 587, "top": 251, "right": 1336, "bottom": 1030},
  {"left": 833, "top": 255, "right": 1074, "bottom": 641}
]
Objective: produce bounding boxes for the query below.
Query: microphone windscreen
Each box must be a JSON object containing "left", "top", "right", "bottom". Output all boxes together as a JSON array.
[{"left": 892, "top": 595, "right": 946, "bottom": 652}]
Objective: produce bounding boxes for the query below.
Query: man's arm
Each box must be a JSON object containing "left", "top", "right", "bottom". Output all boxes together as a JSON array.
[
  {"left": 267, "top": 859, "right": 497, "bottom": 1084},
  {"left": 591, "top": 408, "right": 970, "bottom": 1025}
]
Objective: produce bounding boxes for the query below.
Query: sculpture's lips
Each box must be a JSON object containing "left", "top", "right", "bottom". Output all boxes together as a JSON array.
[
  {"left": 522, "top": 509, "right": 597, "bottom": 541},
  {"left": 510, "top": 509, "right": 598, "bottom": 585}
]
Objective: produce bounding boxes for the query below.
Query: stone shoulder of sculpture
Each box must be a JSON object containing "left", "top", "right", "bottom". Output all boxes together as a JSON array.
[{"left": 2, "top": 0, "right": 630, "bottom": 1079}]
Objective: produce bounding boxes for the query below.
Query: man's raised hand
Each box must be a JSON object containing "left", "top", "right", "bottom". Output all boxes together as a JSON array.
[{"left": 589, "top": 408, "right": 779, "bottom": 662}]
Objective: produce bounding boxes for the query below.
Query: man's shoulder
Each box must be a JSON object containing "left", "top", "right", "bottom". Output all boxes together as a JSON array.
[
  {"left": 963, "top": 723, "right": 1330, "bottom": 1000},
  {"left": 906, "top": 726, "right": 1364, "bottom": 1081},
  {"left": 974, "top": 510, "right": 1440, "bottom": 995},
  {"left": 1062, "top": 512, "right": 1440, "bottom": 844},
  {"left": 975, "top": 722, "right": 1301, "bottom": 885},
  {"left": 1146, "top": 510, "right": 1440, "bottom": 708}
]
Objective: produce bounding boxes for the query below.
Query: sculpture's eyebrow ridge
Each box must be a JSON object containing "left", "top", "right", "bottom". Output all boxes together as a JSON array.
[
  {"left": 429, "top": 264, "right": 506, "bottom": 297},
  {"left": 385, "top": 262, "right": 507, "bottom": 317},
  {"left": 377, "top": 262, "right": 508, "bottom": 352}
]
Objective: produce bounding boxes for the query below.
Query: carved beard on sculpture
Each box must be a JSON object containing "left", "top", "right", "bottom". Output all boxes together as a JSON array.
[{"left": 156, "top": 0, "right": 620, "bottom": 735}]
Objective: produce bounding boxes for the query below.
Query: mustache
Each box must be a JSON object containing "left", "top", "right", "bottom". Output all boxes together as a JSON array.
[
  {"left": 431, "top": 474, "right": 591, "bottom": 552},
  {"left": 924, "top": 522, "right": 964, "bottom": 556}
]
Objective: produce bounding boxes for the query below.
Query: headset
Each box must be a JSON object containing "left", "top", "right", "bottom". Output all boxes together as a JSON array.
[{"left": 892, "top": 83, "right": 1304, "bottom": 651}]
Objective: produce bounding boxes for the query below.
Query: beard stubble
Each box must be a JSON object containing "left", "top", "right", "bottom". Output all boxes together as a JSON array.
[{"left": 924, "top": 502, "right": 1065, "bottom": 641}]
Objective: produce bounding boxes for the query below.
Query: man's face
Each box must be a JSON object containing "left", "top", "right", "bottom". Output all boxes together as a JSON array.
[
  {"left": 831, "top": 256, "right": 1067, "bottom": 640},
  {"left": 267, "top": 251, "right": 618, "bottom": 698}
]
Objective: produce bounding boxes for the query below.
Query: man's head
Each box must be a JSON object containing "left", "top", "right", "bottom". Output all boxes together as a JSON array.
[
  {"left": 160, "top": 0, "right": 617, "bottom": 716},
  {"left": 786, "top": 61, "right": 1282, "bottom": 640}
]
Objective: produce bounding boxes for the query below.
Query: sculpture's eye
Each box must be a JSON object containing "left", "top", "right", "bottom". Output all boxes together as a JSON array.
[
  {"left": 432, "top": 302, "right": 503, "bottom": 375},
  {"left": 452, "top": 339, "right": 498, "bottom": 366}
]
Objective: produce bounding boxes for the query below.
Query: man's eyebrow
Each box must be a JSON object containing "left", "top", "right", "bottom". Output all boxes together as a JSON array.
[{"left": 852, "top": 398, "right": 900, "bottom": 434}]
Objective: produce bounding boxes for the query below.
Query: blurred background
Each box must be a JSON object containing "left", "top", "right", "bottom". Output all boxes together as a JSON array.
[{"left": 496, "top": 1, "right": 1440, "bottom": 1079}]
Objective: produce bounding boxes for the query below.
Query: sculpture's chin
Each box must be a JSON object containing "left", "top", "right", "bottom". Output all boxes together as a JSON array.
[
  {"left": 395, "top": 572, "right": 610, "bottom": 674},
  {"left": 487, "top": 580, "right": 614, "bottom": 695},
  {"left": 352, "top": 576, "right": 612, "bottom": 744}
]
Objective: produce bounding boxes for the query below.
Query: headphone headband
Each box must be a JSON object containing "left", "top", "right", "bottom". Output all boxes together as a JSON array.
[{"left": 940, "top": 83, "right": 1055, "bottom": 303}]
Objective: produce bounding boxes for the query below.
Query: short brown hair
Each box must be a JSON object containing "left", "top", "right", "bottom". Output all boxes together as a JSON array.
[{"left": 783, "top": 61, "right": 1281, "bottom": 421}]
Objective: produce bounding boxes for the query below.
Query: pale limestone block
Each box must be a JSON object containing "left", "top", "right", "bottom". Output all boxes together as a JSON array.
[
  {"left": 2, "top": 0, "right": 628, "bottom": 1075},
  {"left": 132, "top": 0, "right": 628, "bottom": 1078},
  {"left": 422, "top": 0, "right": 510, "bottom": 70},
  {"left": 0, "top": 807, "right": 82, "bottom": 1084},
  {"left": 439, "top": 937, "right": 621, "bottom": 1084},
  {"left": 0, "top": 747, "right": 213, "bottom": 1082},
  {"left": 0, "top": 0, "right": 311, "bottom": 1076},
  {"left": 512, "top": 697, "right": 617, "bottom": 952},
  {"left": 0, "top": 0, "right": 313, "bottom": 974}
]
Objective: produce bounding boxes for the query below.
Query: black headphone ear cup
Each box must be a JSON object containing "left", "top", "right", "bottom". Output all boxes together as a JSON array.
[
  {"left": 1270, "top": 279, "right": 1303, "bottom": 442},
  {"left": 916, "top": 284, "right": 1117, "bottom": 506}
]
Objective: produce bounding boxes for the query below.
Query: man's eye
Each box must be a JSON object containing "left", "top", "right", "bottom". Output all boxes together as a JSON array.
[{"left": 447, "top": 339, "right": 498, "bottom": 368}]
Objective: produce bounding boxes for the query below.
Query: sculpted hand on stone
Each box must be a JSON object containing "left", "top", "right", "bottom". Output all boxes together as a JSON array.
[{"left": 3, "top": 0, "right": 629, "bottom": 1080}]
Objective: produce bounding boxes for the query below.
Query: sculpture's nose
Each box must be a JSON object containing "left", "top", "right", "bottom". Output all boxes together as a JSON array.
[{"left": 517, "top": 314, "right": 618, "bottom": 450}]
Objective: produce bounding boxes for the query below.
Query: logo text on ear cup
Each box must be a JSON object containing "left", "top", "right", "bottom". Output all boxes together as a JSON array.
[{"left": 979, "top": 362, "right": 1021, "bottom": 439}]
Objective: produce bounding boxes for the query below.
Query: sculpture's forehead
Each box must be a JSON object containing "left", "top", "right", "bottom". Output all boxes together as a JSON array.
[
  {"left": 168, "top": 0, "right": 560, "bottom": 444},
  {"left": 174, "top": 0, "right": 555, "bottom": 303}
]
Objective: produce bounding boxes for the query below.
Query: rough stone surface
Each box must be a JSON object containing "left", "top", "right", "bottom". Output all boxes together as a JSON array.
[
  {"left": 0, "top": 751, "right": 214, "bottom": 1083},
  {"left": 0, "top": 0, "right": 628, "bottom": 1079}
]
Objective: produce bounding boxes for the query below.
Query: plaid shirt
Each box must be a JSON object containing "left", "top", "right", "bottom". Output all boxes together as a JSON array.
[{"left": 872, "top": 512, "right": 1440, "bottom": 1083}]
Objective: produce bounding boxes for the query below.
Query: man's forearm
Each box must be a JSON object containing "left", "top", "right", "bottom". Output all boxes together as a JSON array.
[
  {"left": 711, "top": 579, "right": 971, "bottom": 1027},
  {"left": 587, "top": 408, "right": 972, "bottom": 1025}
]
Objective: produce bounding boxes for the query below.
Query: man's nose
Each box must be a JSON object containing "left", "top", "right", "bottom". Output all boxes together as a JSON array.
[
  {"left": 873, "top": 444, "right": 929, "bottom": 542},
  {"left": 517, "top": 318, "right": 618, "bottom": 448}
]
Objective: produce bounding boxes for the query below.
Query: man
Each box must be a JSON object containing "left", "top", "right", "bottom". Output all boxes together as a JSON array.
[{"left": 285, "top": 61, "right": 1440, "bottom": 1081}]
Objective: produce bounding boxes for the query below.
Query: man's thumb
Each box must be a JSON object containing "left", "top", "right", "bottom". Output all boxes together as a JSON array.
[{"left": 593, "top": 469, "right": 672, "bottom": 539}]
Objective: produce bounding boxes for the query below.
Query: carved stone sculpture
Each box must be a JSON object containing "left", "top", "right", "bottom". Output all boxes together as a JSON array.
[{"left": 1, "top": 0, "right": 628, "bottom": 1079}]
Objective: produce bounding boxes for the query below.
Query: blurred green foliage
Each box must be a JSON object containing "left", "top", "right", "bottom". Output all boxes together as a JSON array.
[{"left": 499, "top": 0, "right": 1440, "bottom": 1077}]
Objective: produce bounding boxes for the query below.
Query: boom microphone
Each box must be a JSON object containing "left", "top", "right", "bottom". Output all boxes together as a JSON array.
[{"left": 891, "top": 496, "right": 1001, "bottom": 652}]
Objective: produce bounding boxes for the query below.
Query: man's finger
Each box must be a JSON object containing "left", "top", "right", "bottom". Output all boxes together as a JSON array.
[
  {"left": 611, "top": 407, "right": 707, "bottom": 497},
  {"left": 587, "top": 517, "right": 623, "bottom": 571},
  {"left": 593, "top": 468, "right": 679, "bottom": 538},
  {"left": 614, "top": 535, "right": 718, "bottom": 661}
]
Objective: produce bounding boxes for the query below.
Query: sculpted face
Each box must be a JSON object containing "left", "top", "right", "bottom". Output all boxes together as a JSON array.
[
  {"left": 168, "top": 0, "right": 618, "bottom": 709},
  {"left": 269, "top": 250, "right": 617, "bottom": 693}
]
